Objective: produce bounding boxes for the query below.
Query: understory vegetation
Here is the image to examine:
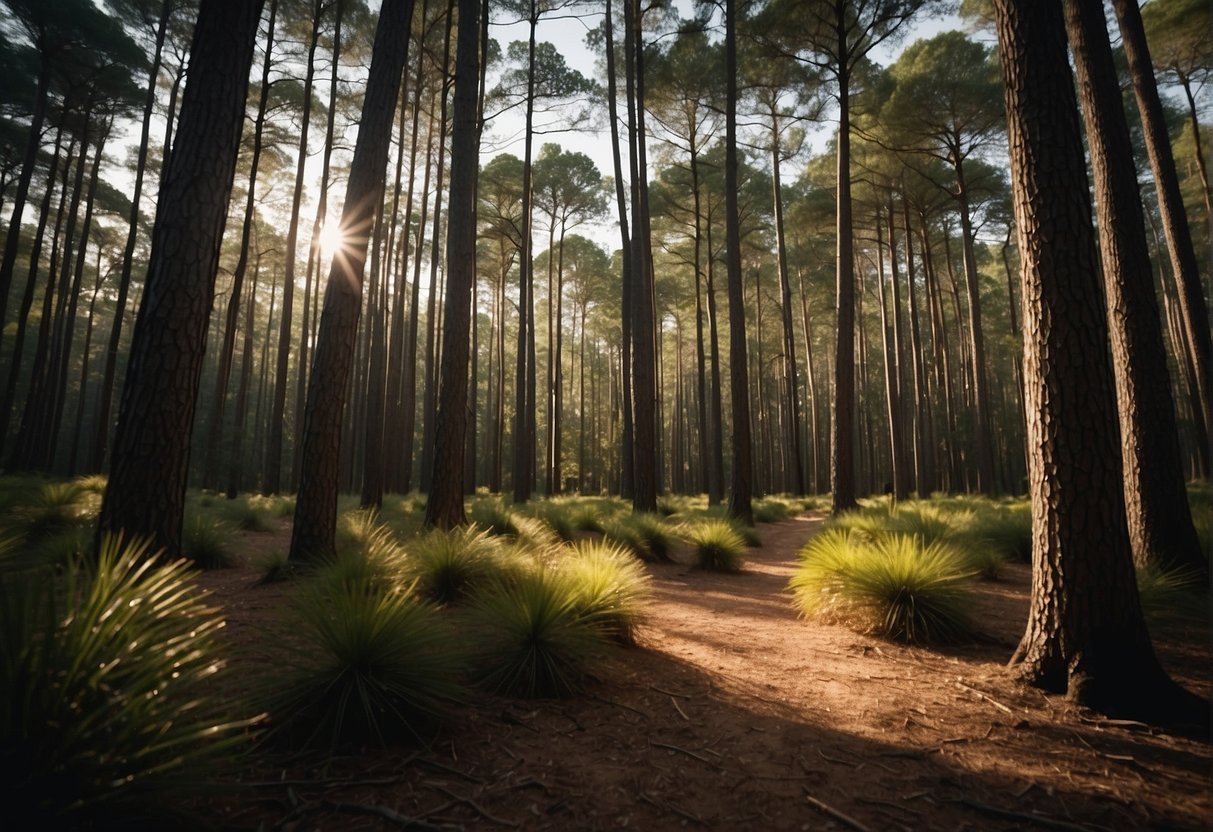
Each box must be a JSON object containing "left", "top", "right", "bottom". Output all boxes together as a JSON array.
[
  {"left": 789, "top": 494, "right": 1210, "bottom": 645},
  {"left": 1, "top": 474, "right": 1206, "bottom": 821}
]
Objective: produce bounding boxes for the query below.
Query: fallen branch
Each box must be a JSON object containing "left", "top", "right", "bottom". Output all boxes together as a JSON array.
[
  {"left": 322, "top": 799, "right": 450, "bottom": 831},
  {"left": 640, "top": 791, "right": 707, "bottom": 826},
  {"left": 950, "top": 797, "right": 1097, "bottom": 832},
  {"left": 803, "top": 792, "right": 872, "bottom": 832},
  {"left": 956, "top": 681, "right": 1015, "bottom": 715},
  {"left": 433, "top": 785, "right": 518, "bottom": 828},
  {"left": 650, "top": 740, "right": 721, "bottom": 769}
]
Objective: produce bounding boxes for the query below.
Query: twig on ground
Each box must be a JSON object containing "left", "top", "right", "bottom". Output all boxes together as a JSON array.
[
  {"left": 587, "top": 692, "right": 648, "bottom": 718},
  {"left": 416, "top": 757, "right": 484, "bottom": 784},
  {"left": 671, "top": 695, "right": 691, "bottom": 721},
  {"left": 956, "top": 681, "right": 1015, "bottom": 715},
  {"left": 650, "top": 684, "right": 694, "bottom": 699},
  {"left": 639, "top": 791, "right": 707, "bottom": 826},
  {"left": 650, "top": 740, "right": 722, "bottom": 769},
  {"left": 816, "top": 748, "right": 860, "bottom": 768},
  {"left": 433, "top": 785, "right": 518, "bottom": 828},
  {"left": 321, "top": 799, "right": 450, "bottom": 830},
  {"left": 803, "top": 792, "right": 872, "bottom": 832},
  {"left": 950, "top": 797, "right": 1099, "bottom": 831}
]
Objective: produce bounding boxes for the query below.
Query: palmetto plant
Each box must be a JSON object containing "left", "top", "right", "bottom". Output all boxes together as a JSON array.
[
  {"left": 262, "top": 580, "right": 467, "bottom": 749},
  {"left": 686, "top": 519, "right": 748, "bottom": 571},
  {"left": 467, "top": 568, "right": 609, "bottom": 698},
  {"left": 0, "top": 535, "right": 253, "bottom": 825}
]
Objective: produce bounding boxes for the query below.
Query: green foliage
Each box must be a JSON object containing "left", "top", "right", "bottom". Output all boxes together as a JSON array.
[
  {"left": 4, "top": 479, "right": 99, "bottom": 543},
  {"left": 262, "top": 581, "right": 466, "bottom": 749},
  {"left": 686, "top": 520, "right": 747, "bottom": 571},
  {"left": 256, "top": 551, "right": 297, "bottom": 585},
  {"left": 791, "top": 529, "right": 974, "bottom": 644},
  {"left": 183, "top": 514, "right": 237, "bottom": 569},
  {"left": 1136, "top": 564, "right": 1205, "bottom": 622},
  {"left": 753, "top": 495, "right": 796, "bottom": 523},
  {"left": 310, "top": 524, "right": 409, "bottom": 596},
  {"left": 406, "top": 526, "right": 502, "bottom": 604},
  {"left": 0, "top": 536, "right": 252, "bottom": 825},
  {"left": 217, "top": 496, "right": 273, "bottom": 532},
  {"left": 560, "top": 541, "right": 652, "bottom": 645},
  {"left": 470, "top": 497, "right": 521, "bottom": 537},
  {"left": 536, "top": 503, "right": 577, "bottom": 541},
  {"left": 467, "top": 568, "right": 609, "bottom": 698}
]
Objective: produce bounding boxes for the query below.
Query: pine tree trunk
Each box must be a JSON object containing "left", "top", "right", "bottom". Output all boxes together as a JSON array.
[
  {"left": 830, "top": 18, "right": 856, "bottom": 513},
  {"left": 1063, "top": 0, "right": 1205, "bottom": 574},
  {"left": 1111, "top": 0, "right": 1213, "bottom": 478},
  {"left": 290, "top": 0, "right": 415, "bottom": 560},
  {"left": 424, "top": 0, "right": 479, "bottom": 527},
  {"left": 97, "top": 0, "right": 264, "bottom": 555},
  {"left": 996, "top": 0, "right": 1205, "bottom": 729}
]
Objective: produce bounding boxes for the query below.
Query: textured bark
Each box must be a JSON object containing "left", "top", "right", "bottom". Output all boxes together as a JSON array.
[
  {"left": 628, "top": 0, "right": 658, "bottom": 513},
  {"left": 97, "top": 0, "right": 264, "bottom": 556},
  {"left": 771, "top": 119, "right": 805, "bottom": 495},
  {"left": 424, "top": 0, "right": 479, "bottom": 528},
  {"left": 1111, "top": 0, "right": 1212, "bottom": 478},
  {"left": 724, "top": 0, "right": 752, "bottom": 524},
  {"left": 512, "top": 2, "right": 539, "bottom": 504},
  {"left": 1063, "top": 0, "right": 1205, "bottom": 574},
  {"left": 995, "top": 0, "right": 1205, "bottom": 730},
  {"left": 829, "top": 9, "right": 856, "bottom": 513},
  {"left": 290, "top": 0, "right": 414, "bottom": 561}
]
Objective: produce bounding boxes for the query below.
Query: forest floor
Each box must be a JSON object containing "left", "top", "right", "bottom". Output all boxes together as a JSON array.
[{"left": 203, "top": 513, "right": 1212, "bottom": 831}]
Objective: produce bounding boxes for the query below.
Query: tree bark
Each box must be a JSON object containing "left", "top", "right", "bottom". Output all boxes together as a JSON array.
[
  {"left": 290, "top": 0, "right": 415, "bottom": 560},
  {"left": 97, "top": 0, "right": 264, "bottom": 555},
  {"left": 1063, "top": 0, "right": 1205, "bottom": 574},
  {"left": 995, "top": 0, "right": 1205, "bottom": 729},
  {"left": 1111, "top": 0, "right": 1212, "bottom": 478},
  {"left": 424, "top": 0, "right": 479, "bottom": 528},
  {"left": 724, "top": 0, "right": 752, "bottom": 523}
]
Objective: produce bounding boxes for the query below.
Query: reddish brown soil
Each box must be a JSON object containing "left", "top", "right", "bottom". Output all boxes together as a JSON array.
[{"left": 201, "top": 513, "right": 1212, "bottom": 831}]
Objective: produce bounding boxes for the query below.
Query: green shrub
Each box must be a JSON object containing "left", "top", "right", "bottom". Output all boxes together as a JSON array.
[
  {"left": 536, "top": 503, "right": 577, "bottom": 541},
  {"left": 686, "top": 520, "right": 747, "bottom": 571},
  {"left": 335, "top": 507, "right": 386, "bottom": 556},
  {"left": 1136, "top": 564, "right": 1205, "bottom": 621},
  {"left": 467, "top": 569, "right": 609, "bottom": 698},
  {"left": 256, "top": 551, "right": 298, "bottom": 585},
  {"left": 310, "top": 525, "right": 409, "bottom": 596},
  {"left": 470, "top": 498, "right": 520, "bottom": 537},
  {"left": 753, "top": 496, "right": 794, "bottom": 523},
  {"left": 0, "top": 536, "right": 252, "bottom": 825},
  {"left": 406, "top": 526, "right": 501, "bottom": 604},
  {"left": 183, "top": 514, "right": 237, "bottom": 569},
  {"left": 560, "top": 541, "right": 652, "bottom": 645},
  {"left": 602, "top": 518, "right": 648, "bottom": 559},
  {"left": 571, "top": 504, "right": 608, "bottom": 533},
  {"left": 263, "top": 582, "right": 465, "bottom": 749},
  {"left": 218, "top": 497, "right": 273, "bottom": 532},
  {"left": 628, "top": 512, "right": 678, "bottom": 561},
  {"left": 791, "top": 530, "right": 973, "bottom": 644},
  {"left": 13, "top": 481, "right": 98, "bottom": 541}
]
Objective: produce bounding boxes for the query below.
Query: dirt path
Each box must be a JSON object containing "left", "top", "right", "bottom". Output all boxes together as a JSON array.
[{"left": 211, "top": 514, "right": 1212, "bottom": 831}]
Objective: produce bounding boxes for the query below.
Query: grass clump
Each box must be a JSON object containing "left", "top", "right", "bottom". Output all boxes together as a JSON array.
[
  {"left": 470, "top": 497, "right": 521, "bottom": 537},
  {"left": 310, "top": 523, "right": 409, "bottom": 596},
  {"left": 0, "top": 535, "right": 252, "bottom": 826},
  {"left": 218, "top": 496, "right": 273, "bottom": 532},
  {"left": 263, "top": 581, "right": 466, "bottom": 749},
  {"left": 406, "top": 526, "right": 502, "bottom": 604},
  {"left": 629, "top": 512, "right": 678, "bottom": 561},
  {"left": 1136, "top": 564, "right": 1205, "bottom": 622},
  {"left": 183, "top": 514, "right": 237, "bottom": 569},
  {"left": 753, "top": 495, "right": 796, "bottom": 523},
  {"left": 686, "top": 519, "right": 747, "bottom": 571},
  {"left": 560, "top": 541, "right": 652, "bottom": 645},
  {"left": 791, "top": 529, "right": 974, "bottom": 644},
  {"left": 467, "top": 568, "right": 609, "bottom": 698}
]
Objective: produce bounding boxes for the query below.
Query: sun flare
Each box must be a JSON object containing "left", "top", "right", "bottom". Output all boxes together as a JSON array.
[{"left": 318, "top": 222, "right": 347, "bottom": 259}]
